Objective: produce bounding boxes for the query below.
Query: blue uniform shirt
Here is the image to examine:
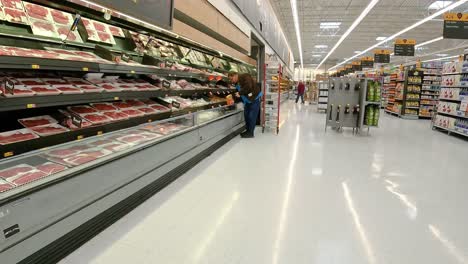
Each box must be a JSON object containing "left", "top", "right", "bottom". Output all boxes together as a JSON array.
[{"left": 236, "top": 84, "right": 263, "bottom": 104}]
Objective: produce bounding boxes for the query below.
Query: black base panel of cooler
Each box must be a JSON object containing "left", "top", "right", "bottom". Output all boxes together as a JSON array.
[{"left": 18, "top": 125, "right": 244, "bottom": 264}]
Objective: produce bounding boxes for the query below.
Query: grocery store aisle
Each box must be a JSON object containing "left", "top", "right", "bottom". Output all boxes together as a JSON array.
[{"left": 61, "top": 101, "right": 468, "bottom": 264}]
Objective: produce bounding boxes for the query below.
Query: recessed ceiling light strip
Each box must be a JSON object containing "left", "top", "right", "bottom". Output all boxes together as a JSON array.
[
  {"left": 315, "top": 0, "right": 380, "bottom": 70},
  {"left": 290, "top": 0, "right": 304, "bottom": 68},
  {"left": 329, "top": 0, "right": 468, "bottom": 71},
  {"left": 415, "top": 36, "right": 444, "bottom": 47}
]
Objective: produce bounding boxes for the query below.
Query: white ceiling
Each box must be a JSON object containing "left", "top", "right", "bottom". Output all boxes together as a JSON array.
[{"left": 270, "top": 0, "right": 468, "bottom": 70}]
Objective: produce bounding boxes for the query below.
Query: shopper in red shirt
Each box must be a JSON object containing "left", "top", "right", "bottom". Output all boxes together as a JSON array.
[{"left": 296, "top": 81, "right": 306, "bottom": 104}]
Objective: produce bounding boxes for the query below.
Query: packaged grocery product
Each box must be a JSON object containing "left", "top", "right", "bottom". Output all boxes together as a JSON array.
[
  {"left": 90, "top": 103, "right": 117, "bottom": 112},
  {"left": 50, "top": 9, "right": 73, "bottom": 25},
  {"left": 4, "top": 8, "right": 28, "bottom": 24},
  {"left": 29, "top": 85, "right": 61, "bottom": 95},
  {"left": 81, "top": 113, "right": 112, "bottom": 125},
  {"left": 36, "top": 162, "right": 68, "bottom": 175},
  {"left": 30, "top": 123, "right": 69, "bottom": 136},
  {"left": 30, "top": 19, "right": 59, "bottom": 38},
  {"left": 56, "top": 25, "right": 83, "bottom": 42},
  {"left": 2, "top": 0, "right": 23, "bottom": 10},
  {"left": 0, "top": 129, "right": 39, "bottom": 144},
  {"left": 102, "top": 111, "right": 129, "bottom": 121},
  {"left": 55, "top": 85, "right": 83, "bottom": 94},
  {"left": 76, "top": 85, "right": 104, "bottom": 93},
  {"left": 0, "top": 179, "right": 14, "bottom": 192},
  {"left": 108, "top": 25, "right": 125, "bottom": 38},
  {"left": 0, "top": 164, "right": 35, "bottom": 179},
  {"left": 121, "top": 109, "right": 145, "bottom": 117},
  {"left": 23, "top": 2, "right": 52, "bottom": 21},
  {"left": 19, "top": 115, "right": 58, "bottom": 128},
  {"left": 68, "top": 105, "right": 98, "bottom": 114}
]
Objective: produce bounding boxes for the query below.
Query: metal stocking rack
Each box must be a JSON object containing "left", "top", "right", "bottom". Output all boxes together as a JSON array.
[{"left": 325, "top": 77, "right": 381, "bottom": 134}]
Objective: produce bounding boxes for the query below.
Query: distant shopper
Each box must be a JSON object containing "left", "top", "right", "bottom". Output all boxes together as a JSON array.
[
  {"left": 296, "top": 81, "right": 305, "bottom": 104},
  {"left": 229, "top": 72, "right": 262, "bottom": 138}
]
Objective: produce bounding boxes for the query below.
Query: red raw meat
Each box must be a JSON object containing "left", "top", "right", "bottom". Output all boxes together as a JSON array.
[
  {"left": 50, "top": 49, "right": 76, "bottom": 56},
  {"left": 118, "top": 85, "right": 136, "bottom": 90},
  {"left": 31, "top": 20, "right": 56, "bottom": 32},
  {"left": 90, "top": 103, "right": 117, "bottom": 111},
  {"left": 108, "top": 25, "right": 125, "bottom": 37},
  {"left": 68, "top": 80, "right": 90, "bottom": 85},
  {"left": 97, "top": 31, "right": 112, "bottom": 42},
  {"left": 24, "top": 3, "right": 50, "bottom": 20},
  {"left": 92, "top": 21, "right": 107, "bottom": 32},
  {"left": 20, "top": 80, "right": 44, "bottom": 85},
  {"left": 103, "top": 111, "right": 129, "bottom": 121},
  {"left": 50, "top": 9, "right": 71, "bottom": 25},
  {"left": 151, "top": 104, "right": 170, "bottom": 112},
  {"left": 116, "top": 134, "right": 146, "bottom": 144},
  {"left": 0, "top": 129, "right": 39, "bottom": 145},
  {"left": 82, "top": 113, "right": 111, "bottom": 124},
  {"left": 36, "top": 162, "right": 67, "bottom": 175},
  {"left": 69, "top": 105, "right": 97, "bottom": 114},
  {"left": 30, "top": 124, "right": 69, "bottom": 136},
  {"left": 2, "top": 0, "right": 23, "bottom": 10},
  {"left": 81, "top": 18, "right": 91, "bottom": 27},
  {"left": 19, "top": 115, "right": 57, "bottom": 128},
  {"left": 10, "top": 170, "right": 48, "bottom": 185},
  {"left": 103, "top": 143, "right": 130, "bottom": 152},
  {"left": 57, "top": 26, "right": 77, "bottom": 41},
  {"left": 79, "top": 85, "right": 102, "bottom": 92},
  {"left": 47, "top": 148, "right": 78, "bottom": 158},
  {"left": 100, "top": 84, "right": 120, "bottom": 91},
  {"left": 0, "top": 180, "right": 14, "bottom": 192},
  {"left": 0, "top": 48, "right": 14, "bottom": 56},
  {"left": 89, "top": 139, "right": 113, "bottom": 146},
  {"left": 0, "top": 165, "right": 34, "bottom": 178},
  {"left": 56, "top": 86, "right": 82, "bottom": 94},
  {"left": 73, "top": 51, "right": 98, "bottom": 59},
  {"left": 7, "top": 88, "right": 35, "bottom": 96},
  {"left": 4, "top": 8, "right": 28, "bottom": 24},
  {"left": 121, "top": 109, "right": 145, "bottom": 117},
  {"left": 30, "top": 86, "right": 61, "bottom": 95},
  {"left": 137, "top": 107, "right": 156, "bottom": 114},
  {"left": 125, "top": 100, "right": 146, "bottom": 107},
  {"left": 113, "top": 102, "right": 133, "bottom": 109},
  {"left": 42, "top": 79, "right": 68, "bottom": 85}
]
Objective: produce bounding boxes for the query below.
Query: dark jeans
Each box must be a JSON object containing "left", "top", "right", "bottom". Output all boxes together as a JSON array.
[
  {"left": 244, "top": 99, "right": 261, "bottom": 135},
  {"left": 296, "top": 93, "right": 304, "bottom": 103}
]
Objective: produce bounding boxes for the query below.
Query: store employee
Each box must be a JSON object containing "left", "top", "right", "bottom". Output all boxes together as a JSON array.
[{"left": 228, "top": 72, "right": 262, "bottom": 138}]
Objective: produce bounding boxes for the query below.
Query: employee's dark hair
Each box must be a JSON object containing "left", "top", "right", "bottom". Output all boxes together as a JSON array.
[{"left": 228, "top": 71, "right": 238, "bottom": 77}]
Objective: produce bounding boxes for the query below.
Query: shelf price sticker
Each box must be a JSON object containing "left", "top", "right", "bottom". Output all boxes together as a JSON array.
[
  {"left": 394, "top": 39, "right": 416, "bottom": 56},
  {"left": 114, "top": 97, "right": 119, "bottom": 100},
  {"left": 26, "top": 104, "right": 36, "bottom": 109},
  {"left": 31, "top": 64, "right": 40, "bottom": 69},
  {"left": 444, "top": 13, "right": 468, "bottom": 39},
  {"left": 97, "top": 131, "right": 103, "bottom": 136},
  {"left": 82, "top": 67, "right": 89, "bottom": 72},
  {"left": 130, "top": 70, "right": 136, "bottom": 74},
  {"left": 77, "top": 135, "right": 84, "bottom": 140},
  {"left": 3, "top": 151, "right": 14, "bottom": 158}
]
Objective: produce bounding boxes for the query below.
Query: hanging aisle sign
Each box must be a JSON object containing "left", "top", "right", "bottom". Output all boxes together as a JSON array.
[
  {"left": 352, "top": 61, "right": 362, "bottom": 72},
  {"left": 394, "top": 39, "right": 416, "bottom": 56},
  {"left": 361, "top": 57, "right": 374, "bottom": 68},
  {"left": 345, "top": 65, "right": 353, "bottom": 74},
  {"left": 443, "top": 13, "right": 468, "bottom": 39},
  {"left": 374, "top": 49, "right": 391, "bottom": 63}
]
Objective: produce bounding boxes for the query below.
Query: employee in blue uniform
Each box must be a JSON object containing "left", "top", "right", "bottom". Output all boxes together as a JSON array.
[{"left": 229, "top": 72, "right": 262, "bottom": 138}]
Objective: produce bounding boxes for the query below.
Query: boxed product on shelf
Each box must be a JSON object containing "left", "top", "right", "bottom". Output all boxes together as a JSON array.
[
  {"left": 19, "top": 115, "right": 58, "bottom": 128},
  {"left": 460, "top": 99, "right": 468, "bottom": 112},
  {"left": 442, "top": 75, "right": 461, "bottom": 87},
  {"left": 442, "top": 61, "right": 462, "bottom": 74},
  {"left": 435, "top": 115, "right": 456, "bottom": 129},
  {"left": 90, "top": 103, "right": 117, "bottom": 112},
  {"left": 108, "top": 25, "right": 125, "bottom": 38},
  {"left": 437, "top": 101, "right": 459, "bottom": 115},
  {"left": 0, "top": 128, "right": 39, "bottom": 145},
  {"left": 440, "top": 88, "right": 461, "bottom": 100}
]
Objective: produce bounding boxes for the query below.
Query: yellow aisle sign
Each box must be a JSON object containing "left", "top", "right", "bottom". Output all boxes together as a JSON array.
[
  {"left": 395, "top": 39, "right": 416, "bottom": 45},
  {"left": 444, "top": 13, "right": 468, "bottom": 21}
]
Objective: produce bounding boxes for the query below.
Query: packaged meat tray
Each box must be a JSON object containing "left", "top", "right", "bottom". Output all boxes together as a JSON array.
[
  {"left": 68, "top": 105, "right": 97, "bottom": 114},
  {"left": 125, "top": 99, "right": 146, "bottom": 107},
  {"left": 2, "top": 0, "right": 24, "bottom": 10},
  {"left": 51, "top": 149, "right": 112, "bottom": 166},
  {"left": 23, "top": 2, "right": 52, "bottom": 21},
  {"left": 2, "top": 86, "right": 35, "bottom": 97},
  {"left": 150, "top": 104, "right": 171, "bottom": 112},
  {"left": 112, "top": 102, "right": 133, "bottom": 109},
  {"left": 99, "top": 84, "right": 122, "bottom": 92},
  {"left": 56, "top": 85, "right": 83, "bottom": 94},
  {"left": 81, "top": 113, "right": 112, "bottom": 125},
  {"left": 88, "top": 139, "right": 114, "bottom": 147},
  {"left": 30, "top": 19, "right": 59, "bottom": 39},
  {"left": 90, "top": 103, "right": 117, "bottom": 112},
  {"left": 45, "top": 147, "right": 80, "bottom": 158},
  {"left": 77, "top": 85, "right": 104, "bottom": 93},
  {"left": 97, "top": 31, "right": 115, "bottom": 45},
  {"left": 6, "top": 170, "right": 48, "bottom": 186},
  {"left": 137, "top": 107, "right": 157, "bottom": 114},
  {"left": 0, "top": 164, "right": 35, "bottom": 179},
  {"left": 4, "top": 8, "right": 28, "bottom": 24},
  {"left": 41, "top": 78, "right": 69, "bottom": 85},
  {"left": 135, "top": 84, "right": 159, "bottom": 91},
  {"left": 118, "top": 84, "right": 137, "bottom": 91},
  {"left": 92, "top": 20, "right": 109, "bottom": 33},
  {"left": 17, "top": 78, "right": 45, "bottom": 85},
  {"left": 115, "top": 133, "right": 158, "bottom": 145},
  {"left": 36, "top": 162, "right": 67, "bottom": 175},
  {"left": 0, "top": 128, "right": 39, "bottom": 144},
  {"left": 19, "top": 115, "right": 57, "bottom": 128},
  {"left": 29, "top": 85, "right": 61, "bottom": 95},
  {"left": 108, "top": 25, "right": 125, "bottom": 38},
  {"left": 30, "top": 123, "right": 69, "bottom": 136},
  {"left": 0, "top": 179, "right": 14, "bottom": 193},
  {"left": 121, "top": 109, "right": 145, "bottom": 117},
  {"left": 50, "top": 9, "right": 73, "bottom": 25},
  {"left": 102, "top": 142, "right": 131, "bottom": 152},
  {"left": 0, "top": 8, "right": 6, "bottom": 21},
  {"left": 102, "top": 111, "right": 129, "bottom": 121},
  {"left": 56, "top": 25, "right": 83, "bottom": 43},
  {"left": 62, "top": 77, "right": 91, "bottom": 85}
]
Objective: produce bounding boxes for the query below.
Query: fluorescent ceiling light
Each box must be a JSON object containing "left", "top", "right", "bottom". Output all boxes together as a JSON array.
[
  {"left": 315, "top": 0, "right": 380, "bottom": 70},
  {"left": 315, "top": 45, "right": 328, "bottom": 48},
  {"left": 354, "top": 51, "right": 362, "bottom": 54},
  {"left": 415, "top": 36, "right": 444, "bottom": 47},
  {"left": 422, "top": 55, "right": 458, "bottom": 62},
  {"left": 436, "top": 53, "right": 449, "bottom": 56},
  {"left": 376, "top": 36, "right": 386, "bottom": 41},
  {"left": 320, "top": 22, "right": 341, "bottom": 29},
  {"left": 290, "top": 0, "right": 303, "bottom": 68},
  {"left": 428, "top": 1, "right": 453, "bottom": 10},
  {"left": 312, "top": 54, "right": 322, "bottom": 57},
  {"left": 329, "top": 0, "right": 467, "bottom": 71}
]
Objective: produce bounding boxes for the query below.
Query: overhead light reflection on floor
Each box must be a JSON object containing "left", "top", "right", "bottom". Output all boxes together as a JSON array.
[
  {"left": 342, "top": 182, "right": 377, "bottom": 264},
  {"left": 384, "top": 180, "right": 418, "bottom": 220},
  {"left": 272, "top": 125, "right": 300, "bottom": 264},
  {"left": 428, "top": 224, "right": 468, "bottom": 264}
]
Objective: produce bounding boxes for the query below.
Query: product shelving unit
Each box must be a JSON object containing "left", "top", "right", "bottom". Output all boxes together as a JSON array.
[
  {"left": 385, "top": 69, "right": 422, "bottom": 119},
  {"left": 384, "top": 73, "right": 397, "bottom": 112},
  {"left": 317, "top": 81, "right": 329, "bottom": 111},
  {"left": 263, "top": 62, "right": 282, "bottom": 133},
  {"left": 432, "top": 60, "right": 468, "bottom": 138},
  {"left": 419, "top": 62, "right": 442, "bottom": 118},
  {"left": 0, "top": 2, "right": 254, "bottom": 263}
]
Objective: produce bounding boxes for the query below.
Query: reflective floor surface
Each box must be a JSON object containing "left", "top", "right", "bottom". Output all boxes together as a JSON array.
[{"left": 60, "top": 101, "right": 468, "bottom": 264}]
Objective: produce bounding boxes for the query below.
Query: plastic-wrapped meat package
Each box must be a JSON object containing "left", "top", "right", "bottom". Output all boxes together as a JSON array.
[
  {"left": 114, "top": 133, "right": 154, "bottom": 145},
  {"left": 0, "top": 129, "right": 39, "bottom": 144},
  {"left": 150, "top": 104, "right": 171, "bottom": 112},
  {"left": 108, "top": 25, "right": 125, "bottom": 38},
  {"left": 102, "top": 111, "right": 129, "bottom": 121},
  {"left": 68, "top": 105, "right": 98, "bottom": 114},
  {"left": 45, "top": 147, "right": 80, "bottom": 158},
  {"left": 53, "top": 149, "right": 112, "bottom": 166},
  {"left": 0, "top": 8, "right": 5, "bottom": 21},
  {"left": 3, "top": 87, "right": 35, "bottom": 97},
  {"left": 30, "top": 123, "right": 69, "bottom": 136},
  {"left": 81, "top": 113, "right": 112, "bottom": 125},
  {"left": 19, "top": 115, "right": 57, "bottom": 128},
  {"left": 135, "top": 84, "right": 159, "bottom": 91},
  {"left": 23, "top": 2, "right": 52, "bottom": 21},
  {"left": 7, "top": 170, "right": 47, "bottom": 185},
  {"left": 137, "top": 107, "right": 157, "bottom": 115},
  {"left": 63, "top": 77, "right": 91, "bottom": 85},
  {"left": 30, "top": 19, "right": 59, "bottom": 38},
  {"left": 125, "top": 99, "right": 146, "bottom": 107},
  {"left": 140, "top": 99, "right": 158, "bottom": 105},
  {"left": 50, "top": 9, "right": 72, "bottom": 25},
  {"left": 112, "top": 102, "right": 133, "bottom": 109},
  {"left": 92, "top": 21, "right": 108, "bottom": 32},
  {"left": 99, "top": 84, "right": 122, "bottom": 92},
  {"left": 0, "top": 179, "right": 14, "bottom": 192},
  {"left": 17, "top": 78, "right": 45, "bottom": 85},
  {"left": 176, "top": 79, "right": 190, "bottom": 89},
  {"left": 90, "top": 103, "right": 117, "bottom": 112},
  {"left": 4, "top": 8, "right": 28, "bottom": 24},
  {"left": 36, "top": 162, "right": 67, "bottom": 175},
  {"left": 76, "top": 85, "right": 104, "bottom": 93},
  {"left": 102, "top": 142, "right": 131, "bottom": 153},
  {"left": 29, "top": 85, "right": 61, "bottom": 95},
  {"left": 56, "top": 85, "right": 83, "bottom": 94},
  {"left": 121, "top": 109, "right": 145, "bottom": 118},
  {"left": 0, "top": 164, "right": 35, "bottom": 179},
  {"left": 2, "top": 0, "right": 23, "bottom": 10},
  {"left": 118, "top": 84, "right": 137, "bottom": 91},
  {"left": 41, "top": 78, "right": 68, "bottom": 85},
  {"left": 56, "top": 25, "right": 83, "bottom": 43}
]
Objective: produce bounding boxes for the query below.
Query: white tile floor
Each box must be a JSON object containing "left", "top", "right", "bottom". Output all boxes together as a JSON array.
[{"left": 60, "top": 101, "right": 468, "bottom": 264}]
